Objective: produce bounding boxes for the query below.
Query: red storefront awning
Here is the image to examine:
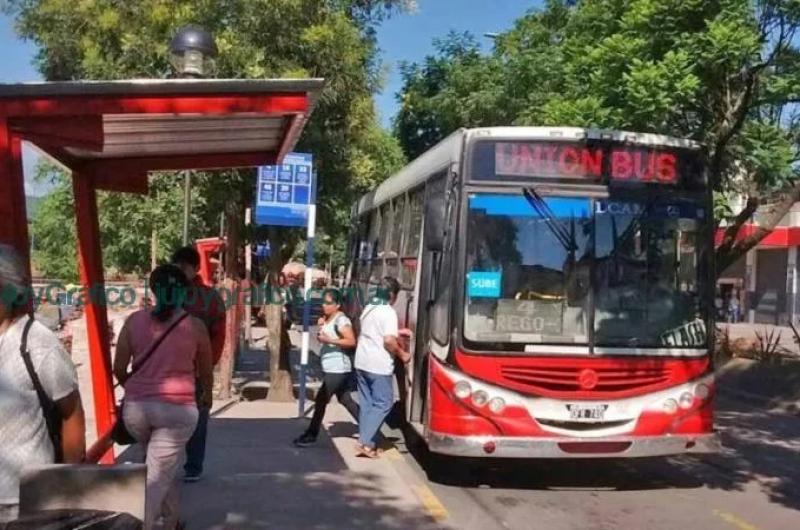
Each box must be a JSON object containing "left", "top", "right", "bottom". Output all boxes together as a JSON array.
[{"left": 715, "top": 224, "right": 800, "bottom": 248}]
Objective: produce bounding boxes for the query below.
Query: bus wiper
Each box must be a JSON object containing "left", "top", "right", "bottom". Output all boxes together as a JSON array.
[
  {"left": 614, "top": 197, "right": 658, "bottom": 254},
  {"left": 522, "top": 187, "right": 576, "bottom": 253}
]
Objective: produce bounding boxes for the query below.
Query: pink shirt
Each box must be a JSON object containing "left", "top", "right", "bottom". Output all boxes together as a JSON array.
[{"left": 123, "top": 310, "right": 203, "bottom": 405}]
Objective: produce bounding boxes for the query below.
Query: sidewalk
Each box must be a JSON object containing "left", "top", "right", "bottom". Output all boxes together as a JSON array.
[
  {"left": 720, "top": 322, "right": 800, "bottom": 356},
  {"left": 176, "top": 400, "right": 444, "bottom": 529}
]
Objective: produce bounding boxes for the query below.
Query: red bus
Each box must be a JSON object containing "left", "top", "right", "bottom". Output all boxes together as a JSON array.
[{"left": 347, "top": 127, "right": 719, "bottom": 459}]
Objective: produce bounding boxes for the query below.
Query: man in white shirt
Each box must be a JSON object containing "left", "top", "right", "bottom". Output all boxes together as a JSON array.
[{"left": 354, "top": 277, "right": 410, "bottom": 458}]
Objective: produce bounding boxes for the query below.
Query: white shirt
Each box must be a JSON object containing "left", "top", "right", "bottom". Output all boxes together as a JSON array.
[
  {"left": 354, "top": 303, "right": 399, "bottom": 376},
  {"left": 0, "top": 316, "right": 78, "bottom": 505}
]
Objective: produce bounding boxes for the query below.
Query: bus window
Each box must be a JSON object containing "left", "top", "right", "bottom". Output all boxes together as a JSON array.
[
  {"left": 355, "top": 215, "right": 372, "bottom": 282},
  {"left": 464, "top": 193, "right": 592, "bottom": 346},
  {"left": 369, "top": 208, "right": 383, "bottom": 283},
  {"left": 378, "top": 200, "right": 395, "bottom": 257},
  {"left": 393, "top": 194, "right": 407, "bottom": 254},
  {"left": 402, "top": 189, "right": 424, "bottom": 286},
  {"left": 593, "top": 199, "right": 707, "bottom": 347},
  {"left": 387, "top": 195, "right": 405, "bottom": 280}
]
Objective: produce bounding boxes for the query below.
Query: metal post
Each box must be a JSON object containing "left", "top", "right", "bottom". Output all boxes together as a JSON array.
[
  {"left": 73, "top": 172, "right": 116, "bottom": 463},
  {"left": 746, "top": 249, "right": 757, "bottom": 323},
  {"left": 298, "top": 173, "right": 317, "bottom": 417},
  {"left": 182, "top": 171, "right": 191, "bottom": 244},
  {"left": 787, "top": 247, "right": 797, "bottom": 325},
  {"left": 245, "top": 207, "right": 253, "bottom": 345}
]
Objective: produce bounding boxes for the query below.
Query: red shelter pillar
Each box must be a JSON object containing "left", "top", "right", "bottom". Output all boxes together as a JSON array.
[
  {"left": 0, "top": 120, "right": 31, "bottom": 279},
  {"left": 73, "top": 171, "right": 116, "bottom": 463}
]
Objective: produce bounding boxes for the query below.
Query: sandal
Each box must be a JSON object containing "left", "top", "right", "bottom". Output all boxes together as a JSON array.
[{"left": 355, "top": 445, "right": 379, "bottom": 459}]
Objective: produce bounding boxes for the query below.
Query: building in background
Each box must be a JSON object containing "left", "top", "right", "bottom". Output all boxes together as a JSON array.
[{"left": 717, "top": 202, "right": 800, "bottom": 326}]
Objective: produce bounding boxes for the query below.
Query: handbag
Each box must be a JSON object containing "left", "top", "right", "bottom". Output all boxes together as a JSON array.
[
  {"left": 111, "top": 312, "right": 189, "bottom": 445},
  {"left": 19, "top": 317, "right": 64, "bottom": 463}
]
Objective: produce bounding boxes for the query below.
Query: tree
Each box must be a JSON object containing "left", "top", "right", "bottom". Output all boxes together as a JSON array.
[
  {"left": 8, "top": 0, "right": 409, "bottom": 400},
  {"left": 394, "top": 0, "right": 800, "bottom": 275},
  {"left": 30, "top": 162, "right": 77, "bottom": 280},
  {"left": 29, "top": 162, "right": 215, "bottom": 280}
]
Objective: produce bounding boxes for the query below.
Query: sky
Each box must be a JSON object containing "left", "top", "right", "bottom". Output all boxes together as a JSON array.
[
  {"left": 0, "top": 1, "right": 539, "bottom": 194},
  {"left": 373, "top": 1, "right": 536, "bottom": 126},
  {"left": 1, "top": 15, "right": 45, "bottom": 194}
]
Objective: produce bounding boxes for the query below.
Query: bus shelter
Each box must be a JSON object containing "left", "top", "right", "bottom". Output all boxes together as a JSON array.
[{"left": 0, "top": 79, "right": 323, "bottom": 462}]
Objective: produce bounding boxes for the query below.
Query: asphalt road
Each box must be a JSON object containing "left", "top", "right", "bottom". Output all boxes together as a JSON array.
[
  {"left": 392, "top": 393, "right": 800, "bottom": 530},
  {"left": 287, "top": 328, "right": 800, "bottom": 529}
]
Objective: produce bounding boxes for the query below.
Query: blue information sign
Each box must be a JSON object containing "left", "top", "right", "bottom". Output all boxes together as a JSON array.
[{"left": 255, "top": 153, "right": 314, "bottom": 227}]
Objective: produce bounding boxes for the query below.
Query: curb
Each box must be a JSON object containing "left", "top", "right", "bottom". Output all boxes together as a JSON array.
[
  {"left": 210, "top": 397, "right": 239, "bottom": 417},
  {"left": 717, "top": 385, "right": 800, "bottom": 416}
]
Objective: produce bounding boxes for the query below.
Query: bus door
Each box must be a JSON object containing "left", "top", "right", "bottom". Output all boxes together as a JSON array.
[{"left": 409, "top": 171, "right": 449, "bottom": 425}]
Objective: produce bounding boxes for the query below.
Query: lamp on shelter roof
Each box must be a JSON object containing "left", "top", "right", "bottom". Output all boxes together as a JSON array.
[{"left": 169, "top": 25, "right": 218, "bottom": 78}]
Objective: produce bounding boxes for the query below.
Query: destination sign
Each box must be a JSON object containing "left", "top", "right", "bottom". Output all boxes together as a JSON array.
[
  {"left": 486, "top": 141, "right": 695, "bottom": 185},
  {"left": 495, "top": 299, "right": 563, "bottom": 336}
]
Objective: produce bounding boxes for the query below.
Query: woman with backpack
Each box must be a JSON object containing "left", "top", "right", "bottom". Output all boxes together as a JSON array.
[{"left": 293, "top": 288, "right": 359, "bottom": 447}]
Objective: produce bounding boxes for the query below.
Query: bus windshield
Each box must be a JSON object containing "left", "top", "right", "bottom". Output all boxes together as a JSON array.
[{"left": 463, "top": 192, "right": 710, "bottom": 351}]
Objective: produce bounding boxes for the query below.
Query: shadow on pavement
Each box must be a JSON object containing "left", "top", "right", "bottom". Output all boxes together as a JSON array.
[
  {"left": 404, "top": 395, "right": 800, "bottom": 516},
  {"left": 179, "top": 417, "right": 440, "bottom": 530},
  {"left": 669, "top": 397, "right": 800, "bottom": 512}
]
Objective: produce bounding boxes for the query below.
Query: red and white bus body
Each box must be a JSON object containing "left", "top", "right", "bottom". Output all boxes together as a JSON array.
[{"left": 347, "top": 127, "right": 719, "bottom": 459}]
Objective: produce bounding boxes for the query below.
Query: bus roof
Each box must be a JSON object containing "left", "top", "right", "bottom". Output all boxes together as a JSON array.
[{"left": 355, "top": 126, "right": 702, "bottom": 216}]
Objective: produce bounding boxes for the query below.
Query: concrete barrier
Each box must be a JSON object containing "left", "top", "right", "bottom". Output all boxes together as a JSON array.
[{"left": 18, "top": 464, "right": 145, "bottom": 521}]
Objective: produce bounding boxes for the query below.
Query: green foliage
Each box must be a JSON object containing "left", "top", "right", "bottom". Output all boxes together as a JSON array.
[
  {"left": 29, "top": 162, "right": 77, "bottom": 280},
  {"left": 6, "top": 0, "right": 408, "bottom": 275},
  {"left": 28, "top": 161, "right": 219, "bottom": 279},
  {"left": 393, "top": 31, "right": 491, "bottom": 159},
  {"left": 394, "top": 0, "right": 800, "bottom": 211}
]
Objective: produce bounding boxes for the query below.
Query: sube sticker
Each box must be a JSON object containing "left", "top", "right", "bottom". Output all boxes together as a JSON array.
[{"left": 467, "top": 271, "right": 502, "bottom": 298}]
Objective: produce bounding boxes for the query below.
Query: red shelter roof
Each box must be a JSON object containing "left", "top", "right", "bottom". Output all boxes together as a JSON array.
[{"left": 0, "top": 78, "right": 324, "bottom": 462}]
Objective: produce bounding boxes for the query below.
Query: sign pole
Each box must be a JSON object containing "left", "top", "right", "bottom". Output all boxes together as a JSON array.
[
  {"left": 298, "top": 172, "right": 317, "bottom": 417},
  {"left": 253, "top": 153, "right": 315, "bottom": 414},
  {"left": 244, "top": 207, "right": 252, "bottom": 346}
]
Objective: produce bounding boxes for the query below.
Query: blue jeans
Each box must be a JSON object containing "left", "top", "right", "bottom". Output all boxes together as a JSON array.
[
  {"left": 356, "top": 369, "right": 394, "bottom": 449},
  {"left": 184, "top": 405, "right": 210, "bottom": 476}
]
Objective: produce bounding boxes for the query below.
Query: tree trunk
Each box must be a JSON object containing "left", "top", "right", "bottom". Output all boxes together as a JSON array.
[
  {"left": 715, "top": 182, "right": 800, "bottom": 275},
  {"left": 150, "top": 227, "right": 158, "bottom": 271},
  {"left": 265, "top": 229, "right": 294, "bottom": 402},
  {"left": 217, "top": 277, "right": 237, "bottom": 399},
  {"left": 216, "top": 204, "right": 241, "bottom": 400}
]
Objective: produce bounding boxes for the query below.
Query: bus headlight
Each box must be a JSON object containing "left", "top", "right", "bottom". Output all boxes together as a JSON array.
[
  {"left": 694, "top": 383, "right": 711, "bottom": 400},
  {"left": 679, "top": 392, "right": 694, "bottom": 410},
  {"left": 488, "top": 397, "right": 506, "bottom": 414},
  {"left": 472, "top": 390, "right": 489, "bottom": 407},
  {"left": 663, "top": 399, "right": 679, "bottom": 414},
  {"left": 454, "top": 381, "right": 472, "bottom": 399}
]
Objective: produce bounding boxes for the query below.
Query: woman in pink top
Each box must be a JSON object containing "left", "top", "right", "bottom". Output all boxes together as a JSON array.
[{"left": 114, "top": 264, "right": 213, "bottom": 530}]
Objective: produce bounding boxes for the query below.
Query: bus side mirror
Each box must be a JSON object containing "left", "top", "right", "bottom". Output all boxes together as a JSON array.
[{"left": 424, "top": 194, "right": 446, "bottom": 252}]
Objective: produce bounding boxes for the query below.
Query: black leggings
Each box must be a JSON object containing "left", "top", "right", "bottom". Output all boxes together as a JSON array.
[{"left": 306, "top": 372, "right": 360, "bottom": 437}]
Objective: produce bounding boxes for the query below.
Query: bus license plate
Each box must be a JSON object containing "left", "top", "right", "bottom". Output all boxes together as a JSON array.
[{"left": 567, "top": 404, "right": 608, "bottom": 421}]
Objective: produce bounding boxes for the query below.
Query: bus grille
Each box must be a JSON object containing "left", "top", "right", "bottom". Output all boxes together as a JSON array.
[{"left": 499, "top": 365, "right": 672, "bottom": 397}]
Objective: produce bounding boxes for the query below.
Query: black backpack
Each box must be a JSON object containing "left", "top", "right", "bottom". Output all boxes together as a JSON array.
[{"left": 333, "top": 315, "right": 357, "bottom": 357}]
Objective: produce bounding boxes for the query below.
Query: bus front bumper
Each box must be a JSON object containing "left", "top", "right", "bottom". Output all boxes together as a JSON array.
[{"left": 427, "top": 431, "right": 721, "bottom": 458}]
